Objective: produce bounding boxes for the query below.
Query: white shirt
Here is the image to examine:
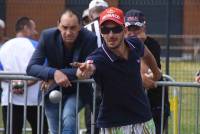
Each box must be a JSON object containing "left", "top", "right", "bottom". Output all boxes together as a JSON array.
[
  {"left": 0, "top": 37, "right": 40, "bottom": 106},
  {"left": 85, "top": 20, "right": 102, "bottom": 47}
]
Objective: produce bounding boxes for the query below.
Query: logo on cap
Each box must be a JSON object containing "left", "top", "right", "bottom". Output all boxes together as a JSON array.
[
  {"left": 102, "top": 13, "right": 121, "bottom": 21},
  {"left": 127, "top": 16, "right": 139, "bottom": 22},
  {"left": 99, "top": 7, "right": 124, "bottom": 26},
  {"left": 125, "top": 9, "right": 146, "bottom": 27}
]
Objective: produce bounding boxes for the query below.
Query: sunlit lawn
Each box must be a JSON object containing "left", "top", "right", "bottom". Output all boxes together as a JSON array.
[{"left": 161, "top": 60, "right": 200, "bottom": 134}]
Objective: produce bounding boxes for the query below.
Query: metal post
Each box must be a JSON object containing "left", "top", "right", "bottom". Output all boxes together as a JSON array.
[
  {"left": 37, "top": 90, "right": 45, "bottom": 134},
  {"left": 23, "top": 81, "right": 28, "bottom": 134},
  {"left": 91, "top": 82, "right": 96, "bottom": 134},
  {"left": 76, "top": 82, "right": 80, "bottom": 134},
  {"left": 196, "top": 88, "right": 199, "bottom": 134},
  {"left": 41, "top": 90, "right": 45, "bottom": 134},
  {"left": 178, "top": 88, "right": 181, "bottom": 134},
  {"left": 58, "top": 87, "right": 63, "bottom": 134},
  {"left": 161, "top": 85, "right": 165, "bottom": 134},
  {"left": 37, "top": 102, "right": 40, "bottom": 134},
  {"left": 10, "top": 81, "right": 14, "bottom": 134},
  {"left": 166, "top": 0, "right": 172, "bottom": 75},
  {"left": 6, "top": 81, "right": 11, "bottom": 134}
]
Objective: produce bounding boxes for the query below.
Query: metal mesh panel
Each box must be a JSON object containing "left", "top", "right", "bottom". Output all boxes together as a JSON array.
[
  {"left": 66, "top": 0, "right": 91, "bottom": 17},
  {"left": 0, "top": 0, "right": 5, "bottom": 20},
  {"left": 119, "top": 0, "right": 183, "bottom": 34}
]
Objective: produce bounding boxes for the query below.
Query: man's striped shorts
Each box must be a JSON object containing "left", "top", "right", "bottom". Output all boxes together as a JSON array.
[{"left": 100, "top": 119, "right": 155, "bottom": 134}]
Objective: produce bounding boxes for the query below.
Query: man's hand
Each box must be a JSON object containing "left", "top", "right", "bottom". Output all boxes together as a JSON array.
[
  {"left": 54, "top": 70, "right": 72, "bottom": 88},
  {"left": 195, "top": 71, "right": 200, "bottom": 83},
  {"left": 70, "top": 61, "right": 96, "bottom": 79},
  {"left": 195, "top": 76, "right": 200, "bottom": 83},
  {"left": 27, "top": 80, "right": 37, "bottom": 86},
  {"left": 152, "top": 69, "right": 162, "bottom": 81},
  {"left": 140, "top": 61, "right": 159, "bottom": 89},
  {"left": 141, "top": 72, "right": 157, "bottom": 89},
  {"left": 41, "top": 80, "right": 54, "bottom": 92}
]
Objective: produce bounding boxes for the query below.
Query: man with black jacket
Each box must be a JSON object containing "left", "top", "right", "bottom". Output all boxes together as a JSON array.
[
  {"left": 125, "top": 9, "right": 170, "bottom": 134},
  {"left": 27, "top": 9, "right": 98, "bottom": 134}
]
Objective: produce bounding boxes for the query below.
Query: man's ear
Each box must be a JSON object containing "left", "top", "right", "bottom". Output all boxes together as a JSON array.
[
  {"left": 77, "top": 24, "right": 81, "bottom": 32},
  {"left": 141, "top": 25, "right": 146, "bottom": 32},
  {"left": 124, "top": 26, "right": 129, "bottom": 36},
  {"left": 57, "top": 20, "right": 60, "bottom": 27},
  {"left": 124, "top": 26, "right": 128, "bottom": 32},
  {"left": 24, "top": 25, "right": 29, "bottom": 30},
  {"left": 23, "top": 25, "right": 30, "bottom": 34}
]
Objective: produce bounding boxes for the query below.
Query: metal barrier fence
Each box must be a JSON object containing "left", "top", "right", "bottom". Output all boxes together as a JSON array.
[
  {"left": 0, "top": 73, "right": 43, "bottom": 134},
  {"left": 0, "top": 72, "right": 200, "bottom": 134},
  {"left": 0, "top": 72, "right": 96, "bottom": 134},
  {"left": 158, "top": 74, "right": 200, "bottom": 134}
]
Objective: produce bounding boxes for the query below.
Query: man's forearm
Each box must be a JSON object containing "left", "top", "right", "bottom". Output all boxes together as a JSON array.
[
  {"left": 26, "top": 64, "right": 56, "bottom": 80},
  {"left": 142, "top": 47, "right": 161, "bottom": 81},
  {"left": 60, "top": 68, "right": 77, "bottom": 81},
  {"left": 27, "top": 80, "right": 37, "bottom": 86}
]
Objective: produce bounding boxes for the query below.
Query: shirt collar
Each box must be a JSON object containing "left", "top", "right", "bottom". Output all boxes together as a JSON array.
[{"left": 102, "top": 39, "right": 136, "bottom": 62}]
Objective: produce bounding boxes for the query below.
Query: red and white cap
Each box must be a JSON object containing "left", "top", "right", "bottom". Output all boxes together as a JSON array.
[
  {"left": 99, "top": 7, "right": 124, "bottom": 26},
  {"left": 89, "top": 0, "right": 108, "bottom": 10}
]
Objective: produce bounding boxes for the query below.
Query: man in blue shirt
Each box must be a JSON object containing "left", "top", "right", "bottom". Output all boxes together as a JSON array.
[
  {"left": 73, "top": 7, "right": 161, "bottom": 134},
  {"left": 27, "top": 9, "right": 98, "bottom": 134}
]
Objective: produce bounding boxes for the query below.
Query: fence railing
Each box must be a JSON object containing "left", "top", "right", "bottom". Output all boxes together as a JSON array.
[
  {"left": 157, "top": 75, "right": 200, "bottom": 134},
  {"left": 0, "top": 72, "right": 96, "bottom": 134},
  {"left": 0, "top": 72, "right": 200, "bottom": 134}
]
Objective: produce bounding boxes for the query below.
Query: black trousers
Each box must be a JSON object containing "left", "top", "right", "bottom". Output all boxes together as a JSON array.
[
  {"left": 152, "top": 108, "right": 169, "bottom": 134},
  {"left": 85, "top": 85, "right": 102, "bottom": 134},
  {"left": 2, "top": 105, "right": 48, "bottom": 134},
  {"left": 85, "top": 101, "right": 100, "bottom": 134}
]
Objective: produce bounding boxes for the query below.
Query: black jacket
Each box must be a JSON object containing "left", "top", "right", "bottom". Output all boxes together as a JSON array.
[
  {"left": 26, "top": 27, "right": 98, "bottom": 104},
  {"left": 145, "top": 36, "right": 170, "bottom": 110}
]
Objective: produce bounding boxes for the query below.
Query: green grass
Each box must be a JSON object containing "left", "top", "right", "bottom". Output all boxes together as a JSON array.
[
  {"left": 161, "top": 60, "right": 200, "bottom": 133},
  {"left": 161, "top": 60, "right": 200, "bottom": 82}
]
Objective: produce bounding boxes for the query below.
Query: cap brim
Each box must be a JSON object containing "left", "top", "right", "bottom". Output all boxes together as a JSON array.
[
  {"left": 82, "top": 15, "right": 89, "bottom": 18},
  {"left": 100, "top": 18, "right": 124, "bottom": 26},
  {"left": 125, "top": 21, "right": 145, "bottom": 27}
]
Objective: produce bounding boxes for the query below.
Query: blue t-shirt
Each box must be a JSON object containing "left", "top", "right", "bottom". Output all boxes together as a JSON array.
[{"left": 87, "top": 37, "right": 152, "bottom": 128}]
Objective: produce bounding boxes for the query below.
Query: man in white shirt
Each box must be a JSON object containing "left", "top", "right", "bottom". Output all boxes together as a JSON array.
[
  {"left": 0, "top": 17, "right": 48, "bottom": 134},
  {"left": 84, "top": 0, "right": 108, "bottom": 47}
]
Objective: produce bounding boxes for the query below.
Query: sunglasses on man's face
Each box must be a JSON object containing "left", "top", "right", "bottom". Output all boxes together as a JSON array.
[{"left": 100, "top": 26, "right": 123, "bottom": 34}]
